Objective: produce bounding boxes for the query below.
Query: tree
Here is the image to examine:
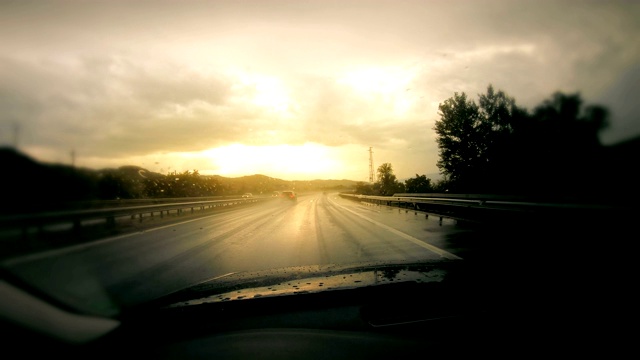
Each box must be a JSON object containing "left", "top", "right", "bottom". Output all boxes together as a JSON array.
[
  {"left": 477, "top": 85, "right": 529, "bottom": 193},
  {"left": 526, "top": 92, "right": 609, "bottom": 195},
  {"left": 435, "top": 85, "right": 531, "bottom": 193},
  {"left": 434, "top": 84, "right": 609, "bottom": 197},
  {"left": 376, "top": 163, "right": 404, "bottom": 195},
  {"left": 431, "top": 177, "right": 450, "bottom": 193},
  {"left": 434, "top": 91, "right": 483, "bottom": 192},
  {"left": 354, "top": 181, "right": 375, "bottom": 195},
  {"left": 404, "top": 174, "right": 432, "bottom": 193}
]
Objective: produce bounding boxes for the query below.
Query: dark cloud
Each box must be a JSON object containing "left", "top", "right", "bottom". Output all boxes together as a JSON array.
[
  {"left": 597, "top": 64, "right": 640, "bottom": 144},
  {"left": 0, "top": 55, "right": 264, "bottom": 156},
  {"left": 1, "top": 0, "right": 638, "bottom": 177}
]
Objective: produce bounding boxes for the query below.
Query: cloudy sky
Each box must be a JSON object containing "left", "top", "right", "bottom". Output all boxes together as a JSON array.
[{"left": 2, "top": 0, "right": 639, "bottom": 181}]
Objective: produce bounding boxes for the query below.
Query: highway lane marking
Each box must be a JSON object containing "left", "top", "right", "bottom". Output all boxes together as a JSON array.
[
  {"left": 328, "top": 197, "right": 462, "bottom": 260},
  {"left": 4, "top": 202, "right": 291, "bottom": 267},
  {"left": 1, "top": 214, "right": 225, "bottom": 267}
]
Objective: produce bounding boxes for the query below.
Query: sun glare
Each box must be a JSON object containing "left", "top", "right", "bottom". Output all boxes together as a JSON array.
[
  {"left": 235, "top": 72, "right": 292, "bottom": 114},
  {"left": 202, "top": 143, "right": 340, "bottom": 179},
  {"left": 339, "top": 67, "right": 414, "bottom": 95},
  {"left": 338, "top": 66, "right": 416, "bottom": 115}
]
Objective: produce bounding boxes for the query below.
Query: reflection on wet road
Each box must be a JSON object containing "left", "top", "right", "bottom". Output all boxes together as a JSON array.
[{"left": 2, "top": 192, "right": 479, "bottom": 315}]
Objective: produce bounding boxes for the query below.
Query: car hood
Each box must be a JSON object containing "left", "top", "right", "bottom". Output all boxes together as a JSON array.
[{"left": 138, "top": 258, "right": 477, "bottom": 312}]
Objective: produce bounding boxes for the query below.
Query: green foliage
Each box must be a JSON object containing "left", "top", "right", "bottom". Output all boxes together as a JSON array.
[
  {"left": 435, "top": 85, "right": 529, "bottom": 193},
  {"left": 354, "top": 181, "right": 375, "bottom": 195},
  {"left": 434, "top": 92, "right": 483, "bottom": 192},
  {"left": 431, "top": 178, "right": 451, "bottom": 193},
  {"left": 2, "top": 148, "right": 362, "bottom": 209},
  {"left": 404, "top": 174, "right": 433, "bottom": 193},
  {"left": 353, "top": 164, "right": 405, "bottom": 196},
  {"left": 434, "top": 85, "right": 611, "bottom": 197},
  {"left": 376, "top": 163, "right": 404, "bottom": 195}
]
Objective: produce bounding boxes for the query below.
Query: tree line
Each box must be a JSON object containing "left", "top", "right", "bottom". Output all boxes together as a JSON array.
[
  {"left": 355, "top": 85, "right": 636, "bottom": 201},
  {"left": 2, "top": 148, "right": 356, "bottom": 213},
  {"left": 354, "top": 164, "right": 447, "bottom": 196}
]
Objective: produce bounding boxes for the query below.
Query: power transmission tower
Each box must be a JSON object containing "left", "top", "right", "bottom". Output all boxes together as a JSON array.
[{"left": 368, "top": 147, "right": 375, "bottom": 183}]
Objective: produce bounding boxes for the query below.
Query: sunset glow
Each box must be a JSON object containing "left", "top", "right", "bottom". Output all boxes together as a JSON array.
[
  {"left": 1, "top": 1, "right": 638, "bottom": 181},
  {"left": 204, "top": 143, "right": 340, "bottom": 179}
]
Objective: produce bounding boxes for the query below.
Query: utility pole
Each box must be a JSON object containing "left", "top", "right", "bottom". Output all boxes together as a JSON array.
[{"left": 368, "top": 147, "right": 375, "bottom": 183}]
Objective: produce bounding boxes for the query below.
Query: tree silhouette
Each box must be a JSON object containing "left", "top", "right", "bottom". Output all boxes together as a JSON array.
[
  {"left": 376, "top": 163, "right": 404, "bottom": 195},
  {"left": 434, "top": 85, "right": 610, "bottom": 197},
  {"left": 404, "top": 174, "right": 432, "bottom": 193},
  {"left": 525, "top": 92, "right": 609, "bottom": 195},
  {"left": 354, "top": 181, "right": 375, "bottom": 195},
  {"left": 434, "top": 91, "right": 485, "bottom": 192}
]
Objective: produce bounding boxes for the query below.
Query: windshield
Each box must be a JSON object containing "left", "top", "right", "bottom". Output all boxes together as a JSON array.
[{"left": 1, "top": 0, "right": 638, "bottom": 348}]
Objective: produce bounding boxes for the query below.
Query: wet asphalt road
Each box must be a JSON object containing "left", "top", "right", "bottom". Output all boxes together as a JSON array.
[
  {"left": 2, "top": 191, "right": 634, "bottom": 356},
  {"left": 2, "top": 192, "right": 489, "bottom": 315}
]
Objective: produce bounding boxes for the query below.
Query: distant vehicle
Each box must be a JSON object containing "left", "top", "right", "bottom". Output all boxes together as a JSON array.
[
  {"left": 272, "top": 191, "right": 280, "bottom": 197},
  {"left": 280, "top": 191, "right": 297, "bottom": 201},
  {"left": 241, "top": 193, "right": 253, "bottom": 198}
]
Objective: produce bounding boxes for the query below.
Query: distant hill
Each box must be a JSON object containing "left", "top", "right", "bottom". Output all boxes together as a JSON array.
[
  {"left": 202, "top": 174, "right": 359, "bottom": 195},
  {"left": 7, "top": 134, "right": 635, "bottom": 210},
  {"left": 2, "top": 147, "right": 102, "bottom": 211},
  {"left": 1, "top": 147, "right": 359, "bottom": 212}
]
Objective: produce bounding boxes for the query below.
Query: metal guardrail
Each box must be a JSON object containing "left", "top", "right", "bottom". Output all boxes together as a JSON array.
[
  {"left": 2, "top": 195, "right": 245, "bottom": 214},
  {"left": 0, "top": 197, "right": 271, "bottom": 237},
  {"left": 390, "top": 192, "right": 629, "bottom": 207},
  {"left": 339, "top": 193, "right": 623, "bottom": 224}
]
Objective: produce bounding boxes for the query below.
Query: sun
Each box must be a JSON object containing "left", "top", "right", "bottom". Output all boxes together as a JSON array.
[{"left": 202, "top": 143, "right": 340, "bottom": 179}]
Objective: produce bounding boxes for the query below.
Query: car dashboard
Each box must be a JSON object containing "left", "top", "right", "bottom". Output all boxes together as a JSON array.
[{"left": 0, "top": 259, "right": 584, "bottom": 359}]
